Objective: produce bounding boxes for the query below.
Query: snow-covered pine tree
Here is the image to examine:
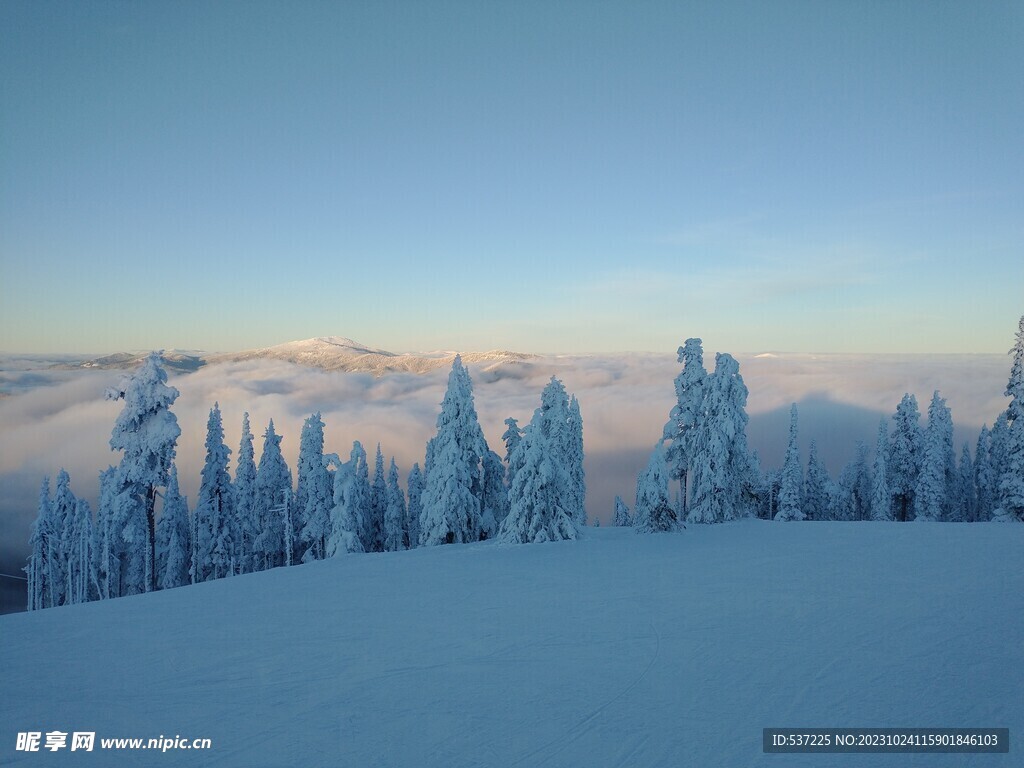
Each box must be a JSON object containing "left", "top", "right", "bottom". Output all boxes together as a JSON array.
[
  {"left": 234, "top": 413, "right": 258, "bottom": 572},
  {"left": 367, "top": 444, "right": 387, "bottom": 552},
  {"left": 502, "top": 416, "right": 523, "bottom": 491},
  {"left": 634, "top": 443, "right": 676, "bottom": 533},
  {"left": 294, "top": 413, "right": 326, "bottom": 562},
  {"left": 775, "top": 404, "right": 805, "bottom": 522},
  {"left": 383, "top": 458, "right": 407, "bottom": 552},
  {"left": 612, "top": 495, "right": 632, "bottom": 527},
  {"left": 252, "top": 419, "right": 292, "bottom": 569},
  {"left": 689, "top": 353, "right": 753, "bottom": 523},
  {"left": 993, "top": 314, "right": 1024, "bottom": 522},
  {"left": 49, "top": 468, "right": 77, "bottom": 605},
  {"left": 405, "top": 463, "right": 423, "bottom": 550},
  {"left": 804, "top": 441, "right": 831, "bottom": 522},
  {"left": 888, "top": 394, "right": 922, "bottom": 522},
  {"left": 915, "top": 391, "right": 954, "bottom": 522},
  {"left": 326, "top": 443, "right": 368, "bottom": 556},
  {"left": 299, "top": 454, "right": 333, "bottom": 563},
  {"left": 94, "top": 466, "right": 122, "bottom": 599},
  {"left": 974, "top": 426, "right": 995, "bottom": 522},
  {"left": 567, "top": 395, "right": 586, "bottom": 526},
  {"left": 66, "top": 496, "right": 96, "bottom": 605},
  {"left": 480, "top": 449, "right": 509, "bottom": 539},
  {"left": 193, "top": 403, "right": 235, "bottom": 581},
  {"left": 498, "top": 413, "right": 579, "bottom": 544},
  {"left": 536, "top": 377, "right": 575, "bottom": 522},
  {"left": 420, "top": 356, "right": 487, "bottom": 546},
  {"left": 26, "top": 478, "right": 52, "bottom": 610},
  {"left": 106, "top": 351, "right": 181, "bottom": 592},
  {"left": 156, "top": 464, "right": 191, "bottom": 590},
  {"left": 838, "top": 443, "right": 871, "bottom": 521},
  {"left": 663, "top": 337, "right": 707, "bottom": 518},
  {"left": 870, "top": 418, "right": 892, "bottom": 521},
  {"left": 955, "top": 443, "right": 975, "bottom": 522}
]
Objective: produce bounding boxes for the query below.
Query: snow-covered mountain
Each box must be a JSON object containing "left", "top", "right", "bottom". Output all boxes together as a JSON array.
[
  {"left": 49, "top": 337, "right": 538, "bottom": 376},
  {"left": 3, "top": 521, "right": 1020, "bottom": 767},
  {"left": 207, "top": 336, "right": 538, "bottom": 375}
]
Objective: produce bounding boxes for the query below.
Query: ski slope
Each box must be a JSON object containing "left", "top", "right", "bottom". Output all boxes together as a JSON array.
[{"left": 3, "top": 520, "right": 1021, "bottom": 767}]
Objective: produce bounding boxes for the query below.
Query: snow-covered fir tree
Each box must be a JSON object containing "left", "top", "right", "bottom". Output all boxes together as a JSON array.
[
  {"left": 503, "top": 416, "right": 525, "bottom": 494},
  {"left": 634, "top": 443, "right": 676, "bottom": 533},
  {"left": 327, "top": 443, "right": 368, "bottom": 556},
  {"left": 498, "top": 412, "right": 578, "bottom": 544},
  {"left": 775, "top": 404, "right": 805, "bottom": 522},
  {"left": 954, "top": 443, "right": 975, "bottom": 523},
  {"left": 94, "top": 466, "right": 123, "bottom": 599},
  {"left": 888, "top": 393, "right": 922, "bottom": 522},
  {"left": 383, "top": 458, "right": 407, "bottom": 552},
  {"left": 65, "top": 496, "right": 96, "bottom": 605},
  {"left": 367, "top": 444, "right": 387, "bottom": 552},
  {"left": 663, "top": 337, "right": 707, "bottom": 518},
  {"left": 838, "top": 443, "right": 871, "bottom": 521},
  {"left": 870, "top": 418, "right": 892, "bottom": 521},
  {"left": 106, "top": 351, "right": 180, "bottom": 592},
  {"left": 156, "top": 464, "right": 191, "bottom": 590},
  {"left": 915, "top": 391, "right": 954, "bottom": 522},
  {"left": 689, "top": 353, "right": 753, "bottom": 524},
  {"left": 567, "top": 395, "right": 586, "bottom": 526},
  {"left": 299, "top": 455, "right": 333, "bottom": 563},
  {"left": 612, "top": 495, "right": 632, "bottom": 527},
  {"left": 974, "top": 426, "right": 995, "bottom": 522},
  {"left": 803, "top": 441, "right": 831, "bottom": 522},
  {"left": 294, "top": 413, "right": 327, "bottom": 562},
  {"left": 233, "top": 413, "right": 258, "bottom": 573},
  {"left": 480, "top": 449, "right": 509, "bottom": 539},
  {"left": 988, "top": 413, "right": 1010, "bottom": 515},
  {"left": 404, "top": 463, "right": 423, "bottom": 550},
  {"left": 192, "top": 404, "right": 235, "bottom": 581},
  {"left": 49, "top": 468, "right": 77, "bottom": 605},
  {"left": 252, "top": 419, "right": 292, "bottom": 569},
  {"left": 993, "top": 314, "right": 1024, "bottom": 522},
  {"left": 420, "top": 356, "right": 488, "bottom": 546},
  {"left": 26, "top": 478, "right": 54, "bottom": 610}
]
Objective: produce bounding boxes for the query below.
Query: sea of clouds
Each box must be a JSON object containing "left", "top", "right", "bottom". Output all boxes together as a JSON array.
[{"left": 0, "top": 350, "right": 1012, "bottom": 613}]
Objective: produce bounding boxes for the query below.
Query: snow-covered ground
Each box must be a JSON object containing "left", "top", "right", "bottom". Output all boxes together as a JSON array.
[{"left": 3, "top": 520, "right": 1021, "bottom": 767}]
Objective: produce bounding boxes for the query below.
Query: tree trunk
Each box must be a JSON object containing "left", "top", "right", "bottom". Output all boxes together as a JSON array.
[{"left": 146, "top": 484, "right": 157, "bottom": 593}]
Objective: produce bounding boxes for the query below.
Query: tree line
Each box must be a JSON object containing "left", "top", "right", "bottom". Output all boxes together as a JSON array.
[{"left": 25, "top": 356, "right": 585, "bottom": 610}]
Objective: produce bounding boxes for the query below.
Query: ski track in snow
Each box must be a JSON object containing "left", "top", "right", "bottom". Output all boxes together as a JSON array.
[{"left": 2, "top": 521, "right": 1022, "bottom": 768}]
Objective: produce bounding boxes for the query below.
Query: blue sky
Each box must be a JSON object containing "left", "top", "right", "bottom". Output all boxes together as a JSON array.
[{"left": 1, "top": 0, "right": 1021, "bottom": 355}]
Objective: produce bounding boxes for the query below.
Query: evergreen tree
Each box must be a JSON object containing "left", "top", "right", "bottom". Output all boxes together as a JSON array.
[
  {"left": 870, "top": 418, "right": 892, "bottom": 521},
  {"left": 49, "top": 469, "right": 77, "bottom": 605},
  {"left": 612, "top": 495, "right": 632, "bottom": 527},
  {"left": 327, "top": 443, "right": 368, "bottom": 556},
  {"left": 567, "top": 395, "right": 587, "bottom": 526},
  {"left": 420, "top": 356, "right": 487, "bottom": 545},
  {"left": 888, "top": 394, "right": 922, "bottom": 522},
  {"left": 994, "top": 314, "right": 1024, "bottom": 522},
  {"left": 954, "top": 443, "right": 975, "bottom": 523},
  {"left": 66, "top": 497, "right": 96, "bottom": 605},
  {"left": 480, "top": 449, "right": 509, "bottom": 539},
  {"left": 634, "top": 444, "right": 676, "bottom": 533},
  {"left": 252, "top": 419, "right": 292, "bottom": 569},
  {"left": 299, "top": 453, "right": 333, "bottom": 563},
  {"left": 838, "top": 442, "right": 871, "bottom": 521},
  {"left": 804, "top": 441, "right": 831, "bottom": 522},
  {"left": 502, "top": 416, "right": 524, "bottom": 491},
  {"left": 662, "top": 337, "right": 707, "bottom": 518},
  {"left": 405, "top": 463, "right": 423, "bottom": 550},
  {"left": 193, "top": 404, "right": 235, "bottom": 581},
  {"left": 915, "top": 391, "right": 954, "bottom": 522},
  {"left": 294, "top": 413, "right": 326, "bottom": 562},
  {"left": 95, "top": 466, "right": 123, "bottom": 599},
  {"left": 156, "top": 464, "right": 191, "bottom": 590},
  {"left": 498, "top": 413, "right": 578, "bottom": 544},
  {"left": 234, "top": 413, "right": 258, "bottom": 572},
  {"left": 367, "top": 444, "right": 387, "bottom": 552},
  {"left": 383, "top": 458, "right": 407, "bottom": 552},
  {"left": 26, "top": 478, "right": 53, "bottom": 610},
  {"left": 974, "top": 426, "right": 995, "bottom": 522},
  {"left": 690, "top": 353, "right": 753, "bottom": 523},
  {"left": 106, "top": 351, "right": 180, "bottom": 592},
  {"left": 775, "top": 404, "right": 804, "bottom": 521}
]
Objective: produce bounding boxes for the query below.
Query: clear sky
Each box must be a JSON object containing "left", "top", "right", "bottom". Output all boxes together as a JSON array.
[{"left": 1, "top": 0, "right": 1021, "bottom": 355}]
